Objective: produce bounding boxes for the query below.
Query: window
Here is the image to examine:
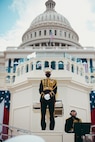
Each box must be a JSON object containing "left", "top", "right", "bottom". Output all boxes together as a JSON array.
[
  {"left": 68, "top": 33, "right": 70, "bottom": 38},
  {"left": 36, "top": 61, "right": 42, "bottom": 70},
  {"left": 44, "top": 30, "right": 46, "bottom": 36},
  {"left": 44, "top": 61, "right": 49, "bottom": 68},
  {"left": 49, "top": 30, "right": 52, "bottom": 35},
  {"left": 35, "top": 32, "right": 36, "bottom": 37},
  {"left": 58, "top": 61, "right": 64, "bottom": 70},
  {"left": 39, "top": 31, "right": 41, "bottom": 36},
  {"left": 26, "top": 64, "right": 29, "bottom": 72},
  {"left": 51, "top": 61, "right": 56, "bottom": 70},
  {"left": 71, "top": 64, "right": 74, "bottom": 73},
  {"left": 60, "top": 31, "right": 62, "bottom": 36},
  {"left": 64, "top": 32, "right": 66, "bottom": 37},
  {"left": 55, "top": 30, "right": 57, "bottom": 35}
]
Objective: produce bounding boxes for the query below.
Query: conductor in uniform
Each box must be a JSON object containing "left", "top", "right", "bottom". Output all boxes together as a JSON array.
[
  {"left": 65, "top": 110, "right": 83, "bottom": 142},
  {"left": 39, "top": 68, "right": 57, "bottom": 130}
]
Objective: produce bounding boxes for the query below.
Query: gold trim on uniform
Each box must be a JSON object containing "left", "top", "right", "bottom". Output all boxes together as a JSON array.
[
  {"left": 50, "top": 91, "right": 55, "bottom": 97},
  {"left": 42, "top": 78, "right": 57, "bottom": 91},
  {"left": 41, "top": 92, "right": 44, "bottom": 98}
]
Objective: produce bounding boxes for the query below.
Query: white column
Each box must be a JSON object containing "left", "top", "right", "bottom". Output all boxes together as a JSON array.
[
  {"left": 33, "top": 60, "right": 36, "bottom": 70},
  {"left": 41, "top": 61, "right": 44, "bottom": 70}
]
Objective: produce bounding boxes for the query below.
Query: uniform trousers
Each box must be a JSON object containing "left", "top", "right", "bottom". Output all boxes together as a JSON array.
[{"left": 40, "top": 97, "right": 55, "bottom": 130}]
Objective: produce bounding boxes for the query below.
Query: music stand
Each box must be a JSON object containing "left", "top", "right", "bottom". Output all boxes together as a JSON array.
[{"left": 74, "top": 122, "right": 91, "bottom": 136}]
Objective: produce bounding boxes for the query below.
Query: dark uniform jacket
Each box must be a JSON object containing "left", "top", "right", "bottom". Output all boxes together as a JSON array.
[
  {"left": 65, "top": 116, "right": 82, "bottom": 133},
  {"left": 39, "top": 78, "right": 57, "bottom": 101}
]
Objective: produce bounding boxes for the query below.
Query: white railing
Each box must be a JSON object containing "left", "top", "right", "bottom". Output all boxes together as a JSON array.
[{"left": 0, "top": 123, "right": 31, "bottom": 141}]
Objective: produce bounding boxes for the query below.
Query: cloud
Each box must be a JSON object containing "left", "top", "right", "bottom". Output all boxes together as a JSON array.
[
  {"left": 59, "top": 0, "right": 95, "bottom": 47},
  {"left": 0, "top": 0, "right": 95, "bottom": 51},
  {"left": 0, "top": 0, "right": 46, "bottom": 51}
]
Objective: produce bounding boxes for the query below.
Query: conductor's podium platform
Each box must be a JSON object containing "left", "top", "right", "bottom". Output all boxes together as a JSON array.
[{"left": 33, "top": 100, "right": 63, "bottom": 117}]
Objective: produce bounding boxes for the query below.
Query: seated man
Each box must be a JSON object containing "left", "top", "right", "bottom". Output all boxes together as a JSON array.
[{"left": 65, "top": 110, "right": 83, "bottom": 142}]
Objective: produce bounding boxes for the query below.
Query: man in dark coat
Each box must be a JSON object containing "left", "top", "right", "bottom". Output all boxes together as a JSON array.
[
  {"left": 39, "top": 68, "right": 57, "bottom": 130},
  {"left": 65, "top": 110, "right": 83, "bottom": 142}
]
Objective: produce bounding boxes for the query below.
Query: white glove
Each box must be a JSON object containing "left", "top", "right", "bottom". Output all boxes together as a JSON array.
[{"left": 44, "top": 94, "right": 50, "bottom": 100}]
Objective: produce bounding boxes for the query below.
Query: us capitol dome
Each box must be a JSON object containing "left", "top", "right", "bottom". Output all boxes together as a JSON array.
[
  {"left": 0, "top": 0, "right": 95, "bottom": 142},
  {"left": 20, "top": 0, "right": 82, "bottom": 49}
]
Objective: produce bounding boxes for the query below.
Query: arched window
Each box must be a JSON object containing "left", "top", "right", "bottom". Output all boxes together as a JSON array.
[
  {"left": 51, "top": 61, "right": 56, "bottom": 70},
  {"left": 36, "top": 61, "right": 42, "bottom": 70},
  {"left": 44, "top": 61, "right": 49, "bottom": 68},
  {"left": 58, "top": 61, "right": 64, "bottom": 70}
]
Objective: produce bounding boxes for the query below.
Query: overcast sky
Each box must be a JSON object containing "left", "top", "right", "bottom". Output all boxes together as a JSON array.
[{"left": 0, "top": 0, "right": 95, "bottom": 51}]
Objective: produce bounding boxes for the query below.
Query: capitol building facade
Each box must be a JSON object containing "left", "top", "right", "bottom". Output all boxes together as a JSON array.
[{"left": 0, "top": 0, "right": 95, "bottom": 142}]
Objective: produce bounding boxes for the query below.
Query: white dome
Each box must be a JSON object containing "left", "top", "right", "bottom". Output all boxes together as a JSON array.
[
  {"left": 21, "top": 0, "right": 82, "bottom": 49},
  {"left": 30, "top": 10, "right": 71, "bottom": 29},
  {"left": 29, "top": 0, "right": 71, "bottom": 29}
]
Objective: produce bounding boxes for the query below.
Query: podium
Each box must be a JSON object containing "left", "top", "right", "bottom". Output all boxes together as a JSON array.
[
  {"left": 74, "top": 123, "right": 91, "bottom": 136},
  {"left": 74, "top": 123, "right": 91, "bottom": 142}
]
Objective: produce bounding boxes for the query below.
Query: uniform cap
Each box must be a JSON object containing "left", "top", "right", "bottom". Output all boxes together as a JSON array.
[{"left": 44, "top": 67, "right": 52, "bottom": 73}]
